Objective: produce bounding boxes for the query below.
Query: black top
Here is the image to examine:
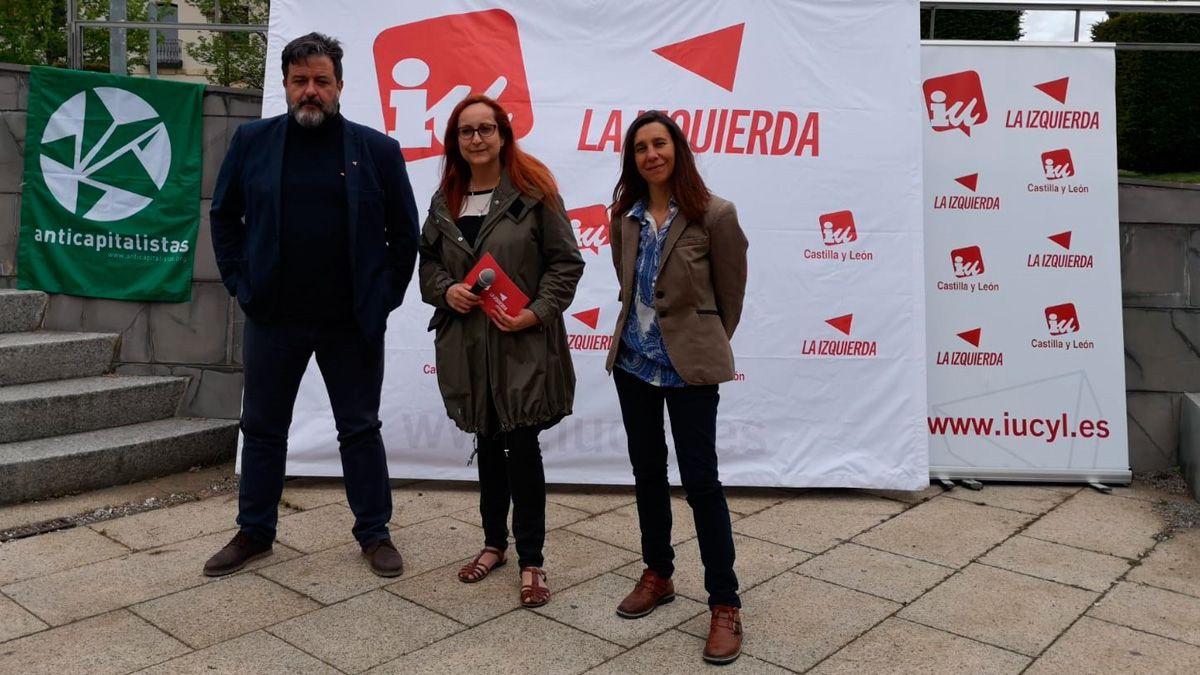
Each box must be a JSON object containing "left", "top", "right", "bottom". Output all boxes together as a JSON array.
[
  {"left": 455, "top": 189, "right": 494, "bottom": 248},
  {"left": 278, "top": 113, "right": 353, "bottom": 320}
]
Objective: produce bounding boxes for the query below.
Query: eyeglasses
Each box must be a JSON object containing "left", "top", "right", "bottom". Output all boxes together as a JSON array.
[{"left": 457, "top": 123, "right": 498, "bottom": 140}]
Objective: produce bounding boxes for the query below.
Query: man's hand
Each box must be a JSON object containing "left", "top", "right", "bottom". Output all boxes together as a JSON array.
[
  {"left": 488, "top": 307, "right": 540, "bottom": 332},
  {"left": 446, "top": 283, "right": 482, "bottom": 314}
]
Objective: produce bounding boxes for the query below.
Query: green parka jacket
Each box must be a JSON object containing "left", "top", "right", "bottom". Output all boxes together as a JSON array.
[{"left": 418, "top": 174, "right": 585, "bottom": 436}]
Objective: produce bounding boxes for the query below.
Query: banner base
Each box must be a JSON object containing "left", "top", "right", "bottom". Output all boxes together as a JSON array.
[{"left": 930, "top": 466, "right": 1132, "bottom": 485}]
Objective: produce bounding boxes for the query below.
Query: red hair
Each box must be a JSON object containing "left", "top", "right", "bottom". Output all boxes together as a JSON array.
[{"left": 438, "top": 94, "right": 559, "bottom": 216}]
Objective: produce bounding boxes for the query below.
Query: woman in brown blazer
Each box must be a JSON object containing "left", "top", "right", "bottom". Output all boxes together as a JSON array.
[{"left": 605, "top": 111, "right": 749, "bottom": 664}]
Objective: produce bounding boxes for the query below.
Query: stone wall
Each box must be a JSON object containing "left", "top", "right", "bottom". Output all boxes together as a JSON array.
[
  {"left": 2, "top": 63, "right": 1198, "bottom": 471},
  {"left": 0, "top": 63, "right": 261, "bottom": 420}
]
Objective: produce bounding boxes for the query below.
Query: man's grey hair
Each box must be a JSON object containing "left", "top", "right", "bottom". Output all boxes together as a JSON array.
[{"left": 281, "top": 32, "right": 344, "bottom": 81}]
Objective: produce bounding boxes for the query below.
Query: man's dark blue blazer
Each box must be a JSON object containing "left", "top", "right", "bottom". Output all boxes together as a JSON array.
[{"left": 210, "top": 114, "right": 420, "bottom": 340}]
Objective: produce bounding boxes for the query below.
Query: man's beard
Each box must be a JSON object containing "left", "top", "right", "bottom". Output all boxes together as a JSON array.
[{"left": 290, "top": 96, "right": 338, "bottom": 128}]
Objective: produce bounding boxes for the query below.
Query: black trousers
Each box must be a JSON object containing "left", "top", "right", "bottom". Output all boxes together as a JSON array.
[
  {"left": 613, "top": 366, "right": 740, "bottom": 608},
  {"left": 237, "top": 315, "right": 393, "bottom": 547},
  {"left": 475, "top": 425, "right": 546, "bottom": 569}
]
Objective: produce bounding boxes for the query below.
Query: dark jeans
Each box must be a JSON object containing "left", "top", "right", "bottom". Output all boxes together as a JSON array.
[
  {"left": 238, "top": 315, "right": 393, "bottom": 547},
  {"left": 613, "top": 366, "right": 740, "bottom": 608},
  {"left": 476, "top": 426, "right": 546, "bottom": 568}
]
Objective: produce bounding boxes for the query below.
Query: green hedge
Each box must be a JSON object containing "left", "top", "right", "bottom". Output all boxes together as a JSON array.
[
  {"left": 1093, "top": 14, "right": 1200, "bottom": 172},
  {"left": 920, "top": 10, "right": 1022, "bottom": 40}
]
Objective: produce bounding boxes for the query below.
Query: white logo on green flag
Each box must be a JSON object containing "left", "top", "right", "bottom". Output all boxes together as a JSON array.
[{"left": 18, "top": 67, "right": 204, "bottom": 302}]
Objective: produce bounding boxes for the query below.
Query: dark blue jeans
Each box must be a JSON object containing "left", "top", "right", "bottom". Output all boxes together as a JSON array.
[
  {"left": 237, "top": 315, "right": 392, "bottom": 547},
  {"left": 613, "top": 366, "right": 740, "bottom": 608}
]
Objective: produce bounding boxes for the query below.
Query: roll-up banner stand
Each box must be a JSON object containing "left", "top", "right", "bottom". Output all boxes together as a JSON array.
[{"left": 922, "top": 42, "right": 1130, "bottom": 484}]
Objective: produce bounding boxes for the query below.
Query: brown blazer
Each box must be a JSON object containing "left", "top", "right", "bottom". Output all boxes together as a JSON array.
[{"left": 605, "top": 194, "right": 749, "bottom": 385}]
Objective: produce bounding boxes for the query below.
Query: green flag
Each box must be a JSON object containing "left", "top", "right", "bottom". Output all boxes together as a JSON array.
[{"left": 17, "top": 67, "right": 204, "bottom": 302}]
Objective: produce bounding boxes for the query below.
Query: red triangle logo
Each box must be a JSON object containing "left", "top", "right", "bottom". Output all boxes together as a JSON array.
[
  {"left": 572, "top": 307, "right": 600, "bottom": 330},
  {"left": 957, "top": 328, "right": 982, "bottom": 348},
  {"left": 652, "top": 23, "right": 745, "bottom": 92},
  {"left": 954, "top": 174, "right": 979, "bottom": 192},
  {"left": 1034, "top": 77, "right": 1069, "bottom": 104},
  {"left": 826, "top": 314, "right": 853, "bottom": 336},
  {"left": 1048, "top": 231, "right": 1072, "bottom": 250}
]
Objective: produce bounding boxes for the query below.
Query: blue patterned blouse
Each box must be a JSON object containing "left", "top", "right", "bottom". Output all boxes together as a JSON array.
[{"left": 614, "top": 199, "right": 686, "bottom": 387}]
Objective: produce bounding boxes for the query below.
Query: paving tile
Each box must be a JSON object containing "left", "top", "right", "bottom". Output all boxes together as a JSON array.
[
  {"left": 899, "top": 564, "right": 1096, "bottom": 656},
  {"left": 91, "top": 494, "right": 240, "bottom": 551},
  {"left": 615, "top": 533, "right": 810, "bottom": 604},
  {"left": 1023, "top": 490, "right": 1164, "bottom": 559},
  {"left": 389, "top": 481, "right": 480, "bottom": 527},
  {"left": 369, "top": 609, "right": 622, "bottom": 674},
  {"left": 0, "top": 610, "right": 187, "bottom": 674},
  {"left": 584, "top": 629, "right": 792, "bottom": 674},
  {"left": 0, "top": 526, "right": 129, "bottom": 585},
  {"left": 0, "top": 593, "right": 46, "bottom": 643},
  {"left": 261, "top": 517, "right": 482, "bottom": 605},
  {"left": 944, "top": 484, "right": 1078, "bottom": 515},
  {"left": 276, "top": 503, "right": 358, "bottom": 553},
  {"left": 281, "top": 477, "right": 349, "bottom": 510},
  {"left": 863, "top": 484, "right": 945, "bottom": 505},
  {"left": 0, "top": 482, "right": 170, "bottom": 532},
  {"left": 567, "top": 497, "right": 717, "bottom": 553},
  {"left": 1110, "top": 479, "right": 1197, "bottom": 505},
  {"left": 138, "top": 630, "right": 339, "bottom": 674},
  {"left": 1127, "top": 528, "right": 1200, "bottom": 598},
  {"left": 388, "top": 527, "right": 637, "bottom": 626},
  {"left": 732, "top": 492, "right": 906, "bottom": 554},
  {"left": 1088, "top": 581, "right": 1200, "bottom": 647},
  {"left": 546, "top": 484, "right": 637, "bottom": 514},
  {"left": 1, "top": 531, "right": 300, "bottom": 626},
  {"left": 811, "top": 618, "right": 1029, "bottom": 675},
  {"left": 1026, "top": 616, "right": 1200, "bottom": 675},
  {"left": 679, "top": 572, "right": 899, "bottom": 672},
  {"left": 795, "top": 542, "right": 953, "bottom": 604},
  {"left": 131, "top": 574, "right": 319, "bottom": 649},
  {"left": 852, "top": 496, "right": 1032, "bottom": 567},
  {"left": 721, "top": 487, "right": 796, "bottom": 516},
  {"left": 980, "top": 535, "right": 1131, "bottom": 592},
  {"left": 268, "top": 589, "right": 463, "bottom": 672},
  {"left": 535, "top": 573, "right": 707, "bottom": 647},
  {"left": 149, "top": 461, "right": 236, "bottom": 495},
  {"left": 447, "top": 499, "right": 591, "bottom": 533}
]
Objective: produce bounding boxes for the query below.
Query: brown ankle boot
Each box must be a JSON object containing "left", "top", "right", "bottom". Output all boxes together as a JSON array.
[{"left": 703, "top": 605, "right": 743, "bottom": 664}]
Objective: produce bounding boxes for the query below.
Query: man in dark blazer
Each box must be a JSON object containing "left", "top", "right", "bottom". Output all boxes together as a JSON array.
[{"left": 206, "top": 32, "right": 419, "bottom": 578}]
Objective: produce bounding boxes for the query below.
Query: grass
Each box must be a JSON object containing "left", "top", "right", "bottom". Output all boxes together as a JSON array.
[{"left": 1118, "top": 170, "right": 1200, "bottom": 185}]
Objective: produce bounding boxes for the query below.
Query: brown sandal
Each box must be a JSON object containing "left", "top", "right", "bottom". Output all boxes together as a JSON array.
[
  {"left": 520, "top": 566, "right": 550, "bottom": 608},
  {"left": 457, "top": 547, "right": 506, "bottom": 583}
]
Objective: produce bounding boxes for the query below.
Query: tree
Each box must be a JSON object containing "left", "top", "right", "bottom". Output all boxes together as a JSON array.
[
  {"left": 1092, "top": 12, "right": 1200, "bottom": 172},
  {"left": 920, "top": 9, "right": 1023, "bottom": 41},
  {"left": 184, "top": 0, "right": 268, "bottom": 90},
  {"left": 0, "top": 0, "right": 149, "bottom": 73}
]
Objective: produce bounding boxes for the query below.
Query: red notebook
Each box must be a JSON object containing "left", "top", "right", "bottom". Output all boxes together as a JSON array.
[{"left": 464, "top": 252, "right": 530, "bottom": 318}]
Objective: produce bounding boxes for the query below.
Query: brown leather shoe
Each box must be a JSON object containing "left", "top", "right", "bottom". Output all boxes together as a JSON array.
[
  {"left": 363, "top": 538, "right": 404, "bottom": 577},
  {"left": 616, "top": 568, "right": 675, "bottom": 619},
  {"left": 203, "top": 531, "right": 272, "bottom": 577},
  {"left": 703, "top": 605, "right": 743, "bottom": 665}
]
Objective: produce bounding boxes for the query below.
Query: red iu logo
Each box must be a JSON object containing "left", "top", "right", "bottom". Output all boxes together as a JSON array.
[
  {"left": 950, "top": 246, "right": 985, "bottom": 278},
  {"left": 568, "top": 204, "right": 611, "bottom": 254},
  {"left": 572, "top": 307, "right": 600, "bottom": 330},
  {"left": 373, "top": 10, "right": 533, "bottom": 162},
  {"left": 818, "top": 210, "right": 857, "bottom": 247},
  {"left": 653, "top": 23, "right": 745, "bottom": 92},
  {"left": 1041, "top": 149, "right": 1074, "bottom": 180},
  {"left": 1044, "top": 303, "right": 1080, "bottom": 336},
  {"left": 923, "top": 70, "right": 988, "bottom": 136},
  {"left": 825, "top": 313, "right": 853, "bottom": 336}
]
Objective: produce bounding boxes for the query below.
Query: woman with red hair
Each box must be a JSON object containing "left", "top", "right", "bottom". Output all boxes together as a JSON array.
[{"left": 418, "top": 95, "right": 584, "bottom": 608}]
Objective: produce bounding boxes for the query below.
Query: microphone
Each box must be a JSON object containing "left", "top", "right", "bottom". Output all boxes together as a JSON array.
[{"left": 469, "top": 268, "right": 496, "bottom": 295}]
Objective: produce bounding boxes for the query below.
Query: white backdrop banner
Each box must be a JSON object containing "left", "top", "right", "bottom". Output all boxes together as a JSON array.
[
  {"left": 261, "top": 0, "right": 929, "bottom": 488},
  {"left": 922, "top": 43, "right": 1129, "bottom": 483}
]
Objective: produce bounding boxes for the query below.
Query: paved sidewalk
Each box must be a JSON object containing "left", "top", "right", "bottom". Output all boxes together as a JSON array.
[{"left": 1, "top": 465, "right": 1199, "bottom": 674}]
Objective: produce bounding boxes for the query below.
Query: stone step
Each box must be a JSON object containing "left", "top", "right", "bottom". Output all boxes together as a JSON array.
[
  {"left": 0, "top": 375, "right": 188, "bottom": 443},
  {"left": 0, "top": 331, "right": 119, "bottom": 386},
  {"left": 0, "top": 290, "right": 48, "bottom": 333},
  {"left": 0, "top": 417, "right": 239, "bottom": 505}
]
